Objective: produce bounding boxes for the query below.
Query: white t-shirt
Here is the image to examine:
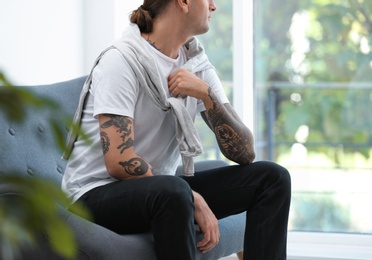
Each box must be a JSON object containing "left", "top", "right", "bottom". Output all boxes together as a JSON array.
[{"left": 62, "top": 38, "right": 229, "bottom": 202}]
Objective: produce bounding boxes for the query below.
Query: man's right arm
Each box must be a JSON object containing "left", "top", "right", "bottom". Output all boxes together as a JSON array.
[{"left": 98, "top": 114, "right": 153, "bottom": 180}]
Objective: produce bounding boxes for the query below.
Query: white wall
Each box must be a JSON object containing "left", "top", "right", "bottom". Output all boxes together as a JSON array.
[
  {"left": 0, "top": 0, "right": 83, "bottom": 85},
  {"left": 0, "top": 0, "right": 142, "bottom": 85}
]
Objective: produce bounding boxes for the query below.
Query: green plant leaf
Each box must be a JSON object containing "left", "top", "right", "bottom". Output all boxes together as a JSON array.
[
  {"left": 44, "top": 218, "right": 77, "bottom": 260},
  {"left": 0, "top": 176, "right": 92, "bottom": 259}
]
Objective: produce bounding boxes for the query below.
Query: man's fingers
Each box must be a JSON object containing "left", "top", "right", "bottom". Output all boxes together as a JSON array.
[{"left": 197, "top": 230, "right": 220, "bottom": 253}]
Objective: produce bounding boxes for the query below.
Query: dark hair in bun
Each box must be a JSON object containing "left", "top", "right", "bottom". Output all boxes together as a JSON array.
[{"left": 130, "top": 0, "right": 173, "bottom": 33}]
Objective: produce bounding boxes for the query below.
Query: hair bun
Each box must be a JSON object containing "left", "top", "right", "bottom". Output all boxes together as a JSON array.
[{"left": 130, "top": 5, "right": 153, "bottom": 33}]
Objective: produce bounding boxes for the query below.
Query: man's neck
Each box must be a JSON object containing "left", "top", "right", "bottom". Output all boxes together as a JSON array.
[{"left": 141, "top": 17, "right": 191, "bottom": 59}]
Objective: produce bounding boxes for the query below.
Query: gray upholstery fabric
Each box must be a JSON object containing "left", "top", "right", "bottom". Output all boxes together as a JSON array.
[{"left": 0, "top": 77, "right": 245, "bottom": 259}]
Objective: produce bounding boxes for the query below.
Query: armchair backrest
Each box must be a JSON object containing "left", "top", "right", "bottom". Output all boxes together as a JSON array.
[{"left": 0, "top": 76, "right": 87, "bottom": 185}]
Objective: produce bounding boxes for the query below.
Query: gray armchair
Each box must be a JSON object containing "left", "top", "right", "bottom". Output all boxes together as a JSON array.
[{"left": 0, "top": 76, "right": 245, "bottom": 259}]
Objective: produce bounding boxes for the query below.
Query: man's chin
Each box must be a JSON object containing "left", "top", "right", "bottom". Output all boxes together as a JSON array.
[{"left": 195, "top": 27, "right": 210, "bottom": 36}]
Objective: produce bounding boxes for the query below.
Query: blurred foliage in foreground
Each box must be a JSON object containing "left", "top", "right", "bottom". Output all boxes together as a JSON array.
[
  {"left": 0, "top": 176, "right": 91, "bottom": 260},
  {"left": 0, "top": 71, "right": 91, "bottom": 260}
]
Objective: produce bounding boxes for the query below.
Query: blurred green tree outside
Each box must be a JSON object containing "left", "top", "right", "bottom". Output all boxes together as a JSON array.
[
  {"left": 254, "top": 0, "right": 372, "bottom": 166},
  {"left": 197, "top": 0, "right": 372, "bottom": 166}
]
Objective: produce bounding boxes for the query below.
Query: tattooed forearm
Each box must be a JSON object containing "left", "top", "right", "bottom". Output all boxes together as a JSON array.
[
  {"left": 100, "top": 132, "right": 110, "bottom": 155},
  {"left": 100, "top": 115, "right": 134, "bottom": 154},
  {"left": 215, "top": 124, "right": 251, "bottom": 162},
  {"left": 119, "top": 158, "right": 149, "bottom": 176},
  {"left": 204, "top": 87, "right": 255, "bottom": 164}
]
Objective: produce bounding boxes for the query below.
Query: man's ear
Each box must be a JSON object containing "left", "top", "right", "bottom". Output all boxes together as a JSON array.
[{"left": 177, "top": 0, "right": 190, "bottom": 13}]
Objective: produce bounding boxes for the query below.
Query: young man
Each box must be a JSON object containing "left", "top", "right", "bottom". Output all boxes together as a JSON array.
[{"left": 62, "top": 0, "right": 291, "bottom": 259}]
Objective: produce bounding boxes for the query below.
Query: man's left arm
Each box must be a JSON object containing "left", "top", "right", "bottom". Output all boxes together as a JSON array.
[
  {"left": 168, "top": 68, "right": 255, "bottom": 165},
  {"left": 200, "top": 87, "right": 255, "bottom": 165}
]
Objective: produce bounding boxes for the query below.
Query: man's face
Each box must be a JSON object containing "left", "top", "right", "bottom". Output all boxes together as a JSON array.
[{"left": 188, "top": 0, "right": 216, "bottom": 35}]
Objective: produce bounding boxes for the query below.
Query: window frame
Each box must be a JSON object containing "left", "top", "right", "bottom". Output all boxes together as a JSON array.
[{"left": 288, "top": 232, "right": 372, "bottom": 259}]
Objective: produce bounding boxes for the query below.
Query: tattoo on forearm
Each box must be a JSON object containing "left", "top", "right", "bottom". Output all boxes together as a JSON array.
[
  {"left": 100, "top": 132, "right": 110, "bottom": 155},
  {"left": 215, "top": 124, "right": 249, "bottom": 161},
  {"left": 206, "top": 88, "right": 251, "bottom": 162},
  {"left": 119, "top": 158, "right": 148, "bottom": 176},
  {"left": 100, "top": 115, "right": 134, "bottom": 154}
]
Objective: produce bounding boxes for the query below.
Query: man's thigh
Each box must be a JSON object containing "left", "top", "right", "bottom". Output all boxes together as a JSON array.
[
  {"left": 181, "top": 161, "right": 287, "bottom": 219},
  {"left": 78, "top": 175, "right": 191, "bottom": 234}
]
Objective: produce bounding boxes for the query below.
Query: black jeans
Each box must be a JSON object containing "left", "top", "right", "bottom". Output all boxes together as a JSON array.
[{"left": 76, "top": 161, "right": 291, "bottom": 260}]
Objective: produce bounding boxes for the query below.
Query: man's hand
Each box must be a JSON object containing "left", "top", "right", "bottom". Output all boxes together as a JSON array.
[
  {"left": 168, "top": 69, "right": 209, "bottom": 100},
  {"left": 192, "top": 191, "right": 220, "bottom": 253}
]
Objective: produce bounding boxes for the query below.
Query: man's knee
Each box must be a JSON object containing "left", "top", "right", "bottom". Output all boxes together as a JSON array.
[
  {"left": 254, "top": 161, "right": 291, "bottom": 194},
  {"left": 155, "top": 176, "right": 194, "bottom": 212},
  {"left": 271, "top": 162, "right": 291, "bottom": 188},
  {"left": 269, "top": 162, "right": 291, "bottom": 203}
]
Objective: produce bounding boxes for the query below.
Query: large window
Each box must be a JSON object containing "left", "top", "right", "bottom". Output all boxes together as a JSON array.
[
  {"left": 200, "top": 0, "right": 372, "bottom": 235},
  {"left": 253, "top": 0, "right": 372, "bottom": 235},
  {"left": 198, "top": 0, "right": 372, "bottom": 257}
]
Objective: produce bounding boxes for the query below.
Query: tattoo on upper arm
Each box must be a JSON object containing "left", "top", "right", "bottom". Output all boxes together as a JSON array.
[
  {"left": 100, "top": 132, "right": 110, "bottom": 155},
  {"left": 100, "top": 115, "right": 134, "bottom": 154},
  {"left": 119, "top": 158, "right": 148, "bottom": 176}
]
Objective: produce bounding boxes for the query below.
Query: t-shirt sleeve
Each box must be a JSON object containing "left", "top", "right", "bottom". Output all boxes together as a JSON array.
[
  {"left": 90, "top": 49, "right": 138, "bottom": 119},
  {"left": 196, "top": 68, "right": 230, "bottom": 113}
]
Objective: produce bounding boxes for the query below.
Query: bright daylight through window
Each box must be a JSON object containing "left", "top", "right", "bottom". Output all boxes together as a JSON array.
[
  {"left": 253, "top": 0, "right": 372, "bottom": 235},
  {"left": 198, "top": 0, "right": 372, "bottom": 235}
]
